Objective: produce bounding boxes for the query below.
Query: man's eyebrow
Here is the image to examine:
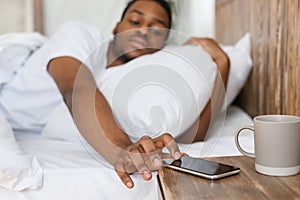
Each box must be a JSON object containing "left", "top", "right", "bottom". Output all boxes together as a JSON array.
[
  {"left": 129, "top": 9, "right": 168, "bottom": 27},
  {"left": 130, "top": 9, "right": 144, "bottom": 16}
]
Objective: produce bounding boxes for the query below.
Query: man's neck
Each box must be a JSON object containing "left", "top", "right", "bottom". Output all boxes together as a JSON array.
[{"left": 106, "top": 41, "right": 127, "bottom": 68}]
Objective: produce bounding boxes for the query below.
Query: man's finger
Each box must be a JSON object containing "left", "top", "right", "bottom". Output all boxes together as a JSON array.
[
  {"left": 128, "top": 148, "right": 152, "bottom": 181},
  {"left": 138, "top": 136, "right": 162, "bottom": 170},
  {"left": 154, "top": 133, "right": 181, "bottom": 160},
  {"left": 115, "top": 159, "right": 134, "bottom": 189}
]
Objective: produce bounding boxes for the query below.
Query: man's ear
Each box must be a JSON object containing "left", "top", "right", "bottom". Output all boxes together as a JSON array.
[{"left": 113, "top": 22, "right": 120, "bottom": 35}]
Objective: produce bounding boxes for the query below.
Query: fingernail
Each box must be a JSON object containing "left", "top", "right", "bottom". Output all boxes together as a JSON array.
[
  {"left": 143, "top": 171, "right": 151, "bottom": 179},
  {"left": 126, "top": 181, "right": 133, "bottom": 188},
  {"left": 153, "top": 157, "right": 161, "bottom": 167},
  {"left": 174, "top": 151, "right": 181, "bottom": 160}
]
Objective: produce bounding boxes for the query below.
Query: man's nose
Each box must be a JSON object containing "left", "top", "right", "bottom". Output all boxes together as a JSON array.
[
  {"left": 136, "top": 21, "right": 151, "bottom": 36},
  {"left": 137, "top": 27, "right": 148, "bottom": 36}
]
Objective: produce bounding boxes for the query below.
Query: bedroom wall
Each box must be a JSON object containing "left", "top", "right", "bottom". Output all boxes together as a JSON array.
[
  {"left": 216, "top": 0, "right": 300, "bottom": 117},
  {"left": 42, "top": 0, "right": 216, "bottom": 39},
  {"left": 0, "top": 0, "right": 34, "bottom": 34},
  {"left": 0, "top": 0, "right": 216, "bottom": 40},
  {"left": 175, "top": 0, "right": 216, "bottom": 38},
  {"left": 42, "top": 0, "right": 127, "bottom": 37}
]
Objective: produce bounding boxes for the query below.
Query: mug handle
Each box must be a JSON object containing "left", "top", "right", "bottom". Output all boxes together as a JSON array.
[{"left": 235, "top": 126, "right": 255, "bottom": 158}]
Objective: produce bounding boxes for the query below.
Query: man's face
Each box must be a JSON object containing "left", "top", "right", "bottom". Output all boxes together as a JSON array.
[{"left": 112, "top": 0, "right": 170, "bottom": 62}]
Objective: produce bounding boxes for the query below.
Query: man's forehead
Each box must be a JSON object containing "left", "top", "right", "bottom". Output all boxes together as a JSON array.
[{"left": 125, "top": 1, "right": 169, "bottom": 26}]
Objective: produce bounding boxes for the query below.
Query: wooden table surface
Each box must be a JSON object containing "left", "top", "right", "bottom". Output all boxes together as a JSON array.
[{"left": 158, "top": 156, "right": 300, "bottom": 200}]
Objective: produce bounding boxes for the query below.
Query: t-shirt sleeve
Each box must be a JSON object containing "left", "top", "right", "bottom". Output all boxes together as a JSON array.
[{"left": 44, "top": 21, "right": 107, "bottom": 78}]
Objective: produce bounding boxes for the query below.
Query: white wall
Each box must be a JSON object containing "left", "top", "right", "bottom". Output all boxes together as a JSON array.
[
  {"left": 176, "top": 0, "right": 215, "bottom": 38},
  {"left": 43, "top": 0, "right": 128, "bottom": 37},
  {"left": 0, "top": 0, "right": 34, "bottom": 34},
  {"left": 43, "top": 0, "right": 215, "bottom": 40}
]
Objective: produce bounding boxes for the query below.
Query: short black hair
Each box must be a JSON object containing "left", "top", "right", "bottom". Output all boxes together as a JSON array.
[{"left": 120, "top": 0, "right": 172, "bottom": 29}]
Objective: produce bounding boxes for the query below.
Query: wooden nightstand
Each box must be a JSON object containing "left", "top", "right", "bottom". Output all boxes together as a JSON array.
[{"left": 158, "top": 156, "right": 300, "bottom": 200}]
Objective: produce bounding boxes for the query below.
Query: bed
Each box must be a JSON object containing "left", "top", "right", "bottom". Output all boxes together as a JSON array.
[
  {"left": 1, "top": 0, "right": 299, "bottom": 199},
  {"left": 0, "top": 75, "right": 253, "bottom": 199},
  {"left": 2, "top": 105, "right": 253, "bottom": 200}
]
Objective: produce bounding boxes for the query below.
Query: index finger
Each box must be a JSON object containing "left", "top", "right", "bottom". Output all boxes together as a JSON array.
[
  {"left": 153, "top": 133, "right": 181, "bottom": 160},
  {"left": 128, "top": 148, "right": 153, "bottom": 181}
]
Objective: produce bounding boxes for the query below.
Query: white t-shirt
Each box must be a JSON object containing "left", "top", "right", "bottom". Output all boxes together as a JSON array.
[{"left": 0, "top": 21, "right": 109, "bottom": 134}]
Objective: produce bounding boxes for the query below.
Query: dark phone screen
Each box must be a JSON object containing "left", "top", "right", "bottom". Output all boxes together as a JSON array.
[{"left": 164, "top": 156, "right": 239, "bottom": 175}]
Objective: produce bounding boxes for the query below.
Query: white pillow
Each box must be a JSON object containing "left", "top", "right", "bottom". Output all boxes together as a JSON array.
[
  {"left": 42, "top": 45, "right": 217, "bottom": 142},
  {"left": 98, "top": 45, "right": 217, "bottom": 141},
  {"left": 221, "top": 33, "right": 253, "bottom": 109},
  {"left": 41, "top": 35, "right": 252, "bottom": 142}
]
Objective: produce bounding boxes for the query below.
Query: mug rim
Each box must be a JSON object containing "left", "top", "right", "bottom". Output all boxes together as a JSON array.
[{"left": 254, "top": 115, "right": 300, "bottom": 123}]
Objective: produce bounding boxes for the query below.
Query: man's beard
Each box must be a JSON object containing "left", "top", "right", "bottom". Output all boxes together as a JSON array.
[
  {"left": 118, "top": 52, "right": 133, "bottom": 63},
  {"left": 111, "top": 37, "right": 160, "bottom": 64}
]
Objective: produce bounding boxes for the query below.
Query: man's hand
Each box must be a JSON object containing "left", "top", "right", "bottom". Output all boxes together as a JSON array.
[
  {"left": 114, "top": 133, "right": 182, "bottom": 189},
  {"left": 184, "top": 38, "right": 229, "bottom": 76}
]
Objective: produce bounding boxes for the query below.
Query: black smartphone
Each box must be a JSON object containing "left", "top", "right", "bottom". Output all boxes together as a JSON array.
[{"left": 162, "top": 156, "right": 240, "bottom": 180}]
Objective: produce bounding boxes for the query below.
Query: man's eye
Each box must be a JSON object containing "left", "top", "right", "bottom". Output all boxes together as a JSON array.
[
  {"left": 150, "top": 27, "right": 163, "bottom": 36},
  {"left": 129, "top": 20, "right": 140, "bottom": 26}
]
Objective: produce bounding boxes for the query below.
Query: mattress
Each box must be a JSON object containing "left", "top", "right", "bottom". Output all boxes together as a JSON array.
[{"left": 3, "top": 105, "right": 253, "bottom": 200}]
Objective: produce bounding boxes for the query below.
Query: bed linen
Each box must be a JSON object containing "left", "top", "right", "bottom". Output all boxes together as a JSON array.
[
  {"left": 0, "top": 105, "right": 254, "bottom": 200},
  {"left": 13, "top": 141, "right": 162, "bottom": 200},
  {"left": 0, "top": 114, "right": 42, "bottom": 192},
  {"left": 0, "top": 32, "right": 46, "bottom": 90},
  {"left": 178, "top": 105, "right": 254, "bottom": 158}
]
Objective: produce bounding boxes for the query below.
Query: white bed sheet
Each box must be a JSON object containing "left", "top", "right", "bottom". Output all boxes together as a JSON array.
[
  {"left": 178, "top": 105, "right": 254, "bottom": 158},
  {"left": 7, "top": 139, "right": 162, "bottom": 200},
  {"left": 4, "top": 105, "right": 253, "bottom": 200}
]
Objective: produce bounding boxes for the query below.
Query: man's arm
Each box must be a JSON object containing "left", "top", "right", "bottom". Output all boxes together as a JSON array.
[
  {"left": 177, "top": 38, "right": 230, "bottom": 143},
  {"left": 47, "top": 56, "right": 182, "bottom": 188}
]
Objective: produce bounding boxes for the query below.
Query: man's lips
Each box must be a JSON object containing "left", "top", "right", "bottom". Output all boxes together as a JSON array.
[{"left": 130, "top": 37, "right": 148, "bottom": 49}]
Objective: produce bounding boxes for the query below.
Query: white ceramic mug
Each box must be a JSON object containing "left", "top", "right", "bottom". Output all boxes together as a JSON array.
[{"left": 235, "top": 115, "right": 300, "bottom": 176}]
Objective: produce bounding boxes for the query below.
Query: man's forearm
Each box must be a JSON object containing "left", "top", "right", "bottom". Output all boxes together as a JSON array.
[
  {"left": 48, "top": 57, "right": 183, "bottom": 189},
  {"left": 66, "top": 66, "right": 132, "bottom": 165}
]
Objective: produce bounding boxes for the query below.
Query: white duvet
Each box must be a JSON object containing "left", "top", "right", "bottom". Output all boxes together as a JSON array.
[
  {"left": 0, "top": 114, "right": 42, "bottom": 192},
  {"left": 0, "top": 32, "right": 46, "bottom": 90}
]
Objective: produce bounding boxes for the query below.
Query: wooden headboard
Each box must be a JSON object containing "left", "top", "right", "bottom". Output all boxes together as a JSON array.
[{"left": 216, "top": 0, "right": 300, "bottom": 117}]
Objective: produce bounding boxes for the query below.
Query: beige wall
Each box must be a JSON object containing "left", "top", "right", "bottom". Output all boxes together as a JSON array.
[
  {"left": 0, "top": 0, "right": 34, "bottom": 34},
  {"left": 42, "top": 0, "right": 216, "bottom": 38}
]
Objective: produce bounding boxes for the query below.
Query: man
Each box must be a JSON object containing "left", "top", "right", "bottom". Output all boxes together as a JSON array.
[
  {"left": 49, "top": 0, "right": 229, "bottom": 188},
  {"left": 1, "top": 0, "right": 229, "bottom": 189}
]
